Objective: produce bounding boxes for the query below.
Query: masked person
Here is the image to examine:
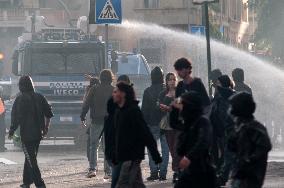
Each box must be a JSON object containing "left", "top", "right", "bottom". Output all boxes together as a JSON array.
[
  {"left": 112, "top": 82, "right": 162, "bottom": 188},
  {"left": 210, "top": 75, "right": 235, "bottom": 185},
  {"left": 170, "top": 91, "right": 216, "bottom": 188},
  {"left": 228, "top": 92, "right": 272, "bottom": 188},
  {"left": 142, "top": 67, "right": 169, "bottom": 181},
  {"left": 8, "top": 76, "right": 53, "bottom": 188}
]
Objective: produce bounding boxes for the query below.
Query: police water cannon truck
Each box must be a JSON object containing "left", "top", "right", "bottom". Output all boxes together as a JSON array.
[{"left": 12, "top": 16, "right": 106, "bottom": 145}]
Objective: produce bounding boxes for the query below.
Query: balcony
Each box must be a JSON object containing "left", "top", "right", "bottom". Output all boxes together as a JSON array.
[{"left": 0, "top": 8, "right": 27, "bottom": 28}]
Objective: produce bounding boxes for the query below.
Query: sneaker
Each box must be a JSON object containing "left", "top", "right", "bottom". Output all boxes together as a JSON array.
[
  {"left": 172, "top": 172, "right": 179, "bottom": 184},
  {"left": 159, "top": 177, "right": 167, "bottom": 181},
  {"left": 104, "top": 174, "right": 111, "bottom": 180},
  {"left": 147, "top": 174, "right": 159, "bottom": 181},
  {"left": 20, "top": 184, "right": 30, "bottom": 188},
  {"left": 86, "top": 170, "right": 97, "bottom": 178}
]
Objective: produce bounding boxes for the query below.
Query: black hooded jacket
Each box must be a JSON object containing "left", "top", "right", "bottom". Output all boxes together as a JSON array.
[
  {"left": 104, "top": 97, "right": 118, "bottom": 160},
  {"left": 113, "top": 101, "right": 161, "bottom": 163},
  {"left": 210, "top": 86, "right": 235, "bottom": 138},
  {"left": 170, "top": 108, "right": 213, "bottom": 167},
  {"left": 141, "top": 84, "right": 165, "bottom": 126},
  {"left": 10, "top": 92, "right": 53, "bottom": 142},
  {"left": 228, "top": 118, "right": 272, "bottom": 184}
]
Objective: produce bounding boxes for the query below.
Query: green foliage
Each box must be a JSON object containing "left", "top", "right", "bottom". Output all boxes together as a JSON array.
[{"left": 209, "top": 22, "right": 223, "bottom": 40}]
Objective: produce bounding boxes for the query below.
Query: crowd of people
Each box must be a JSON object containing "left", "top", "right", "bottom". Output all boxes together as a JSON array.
[{"left": 6, "top": 57, "right": 273, "bottom": 188}]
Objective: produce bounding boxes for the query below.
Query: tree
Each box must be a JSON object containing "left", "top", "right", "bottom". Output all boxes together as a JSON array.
[{"left": 253, "top": 0, "right": 284, "bottom": 60}]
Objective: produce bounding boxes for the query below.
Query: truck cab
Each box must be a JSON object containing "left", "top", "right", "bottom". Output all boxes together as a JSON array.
[
  {"left": 109, "top": 52, "right": 151, "bottom": 100},
  {"left": 12, "top": 29, "right": 106, "bottom": 145}
]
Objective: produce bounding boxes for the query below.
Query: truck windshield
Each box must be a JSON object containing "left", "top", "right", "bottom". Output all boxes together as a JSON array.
[
  {"left": 31, "top": 52, "right": 100, "bottom": 75},
  {"left": 117, "top": 55, "right": 149, "bottom": 75}
]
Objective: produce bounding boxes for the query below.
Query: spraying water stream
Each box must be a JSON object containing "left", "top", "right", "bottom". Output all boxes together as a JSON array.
[{"left": 115, "top": 20, "right": 284, "bottom": 140}]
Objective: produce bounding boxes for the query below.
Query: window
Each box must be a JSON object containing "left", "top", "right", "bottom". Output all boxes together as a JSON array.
[
  {"left": 31, "top": 52, "right": 100, "bottom": 75},
  {"left": 144, "top": 0, "right": 159, "bottom": 8},
  {"left": 117, "top": 55, "right": 149, "bottom": 75}
]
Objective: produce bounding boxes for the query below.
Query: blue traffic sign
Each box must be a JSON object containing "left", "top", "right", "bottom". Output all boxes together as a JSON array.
[
  {"left": 90, "top": 0, "right": 122, "bottom": 24},
  {"left": 190, "top": 25, "right": 205, "bottom": 36}
]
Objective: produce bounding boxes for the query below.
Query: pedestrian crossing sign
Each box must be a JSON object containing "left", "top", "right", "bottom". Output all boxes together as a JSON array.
[{"left": 89, "top": 0, "right": 122, "bottom": 24}]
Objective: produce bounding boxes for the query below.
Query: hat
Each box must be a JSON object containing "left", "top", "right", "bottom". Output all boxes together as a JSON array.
[{"left": 229, "top": 92, "right": 255, "bottom": 118}]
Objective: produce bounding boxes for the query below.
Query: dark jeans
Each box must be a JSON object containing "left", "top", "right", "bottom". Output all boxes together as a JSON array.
[
  {"left": 22, "top": 141, "right": 45, "bottom": 187},
  {"left": 165, "top": 130, "right": 181, "bottom": 172},
  {"left": 116, "top": 160, "right": 145, "bottom": 188},
  {"left": 232, "top": 178, "right": 262, "bottom": 188},
  {"left": 148, "top": 126, "right": 169, "bottom": 178},
  {"left": 219, "top": 146, "right": 235, "bottom": 183},
  {"left": 175, "top": 165, "right": 216, "bottom": 188},
  {"left": 111, "top": 162, "right": 122, "bottom": 188}
]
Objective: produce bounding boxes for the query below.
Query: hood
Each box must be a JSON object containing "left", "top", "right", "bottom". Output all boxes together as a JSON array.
[
  {"left": 217, "top": 86, "right": 234, "bottom": 99},
  {"left": 151, "top": 67, "right": 164, "bottom": 85}
]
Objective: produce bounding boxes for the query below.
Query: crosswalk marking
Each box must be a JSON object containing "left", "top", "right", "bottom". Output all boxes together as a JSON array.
[{"left": 0, "top": 158, "right": 17, "bottom": 165}]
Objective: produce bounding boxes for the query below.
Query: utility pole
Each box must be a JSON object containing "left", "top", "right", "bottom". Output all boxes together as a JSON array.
[
  {"left": 204, "top": 2, "right": 212, "bottom": 96},
  {"left": 193, "top": 0, "right": 217, "bottom": 96},
  {"left": 105, "top": 24, "right": 109, "bottom": 69}
]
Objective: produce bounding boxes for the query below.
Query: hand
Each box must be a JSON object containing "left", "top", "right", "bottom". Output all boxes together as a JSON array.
[
  {"left": 43, "top": 127, "right": 49, "bottom": 137},
  {"left": 81, "top": 121, "right": 87, "bottom": 128},
  {"left": 84, "top": 74, "right": 93, "bottom": 81},
  {"left": 179, "top": 156, "right": 191, "bottom": 170},
  {"left": 160, "top": 104, "right": 171, "bottom": 112},
  {"left": 8, "top": 133, "right": 13, "bottom": 140},
  {"left": 171, "top": 100, "right": 183, "bottom": 111}
]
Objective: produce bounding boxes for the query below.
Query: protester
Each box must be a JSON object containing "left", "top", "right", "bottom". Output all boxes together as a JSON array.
[
  {"left": 210, "top": 69, "right": 222, "bottom": 98},
  {"left": 170, "top": 91, "right": 216, "bottom": 188},
  {"left": 104, "top": 75, "right": 131, "bottom": 188},
  {"left": 80, "top": 69, "right": 113, "bottom": 178},
  {"left": 232, "top": 68, "right": 252, "bottom": 94},
  {"left": 84, "top": 77, "right": 100, "bottom": 163},
  {"left": 141, "top": 67, "right": 169, "bottom": 181},
  {"left": 210, "top": 75, "right": 235, "bottom": 185},
  {"left": 8, "top": 75, "right": 53, "bottom": 188},
  {"left": 228, "top": 92, "right": 272, "bottom": 188},
  {"left": 158, "top": 72, "right": 181, "bottom": 183},
  {"left": 174, "top": 58, "right": 210, "bottom": 107},
  {"left": 0, "top": 87, "right": 6, "bottom": 152},
  {"left": 112, "top": 82, "right": 162, "bottom": 188}
]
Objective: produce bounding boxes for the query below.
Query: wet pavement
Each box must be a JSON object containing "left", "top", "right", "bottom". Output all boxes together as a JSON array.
[{"left": 1, "top": 140, "right": 284, "bottom": 188}]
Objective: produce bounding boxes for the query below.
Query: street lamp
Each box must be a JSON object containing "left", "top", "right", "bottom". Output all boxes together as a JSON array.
[{"left": 193, "top": 0, "right": 218, "bottom": 96}]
